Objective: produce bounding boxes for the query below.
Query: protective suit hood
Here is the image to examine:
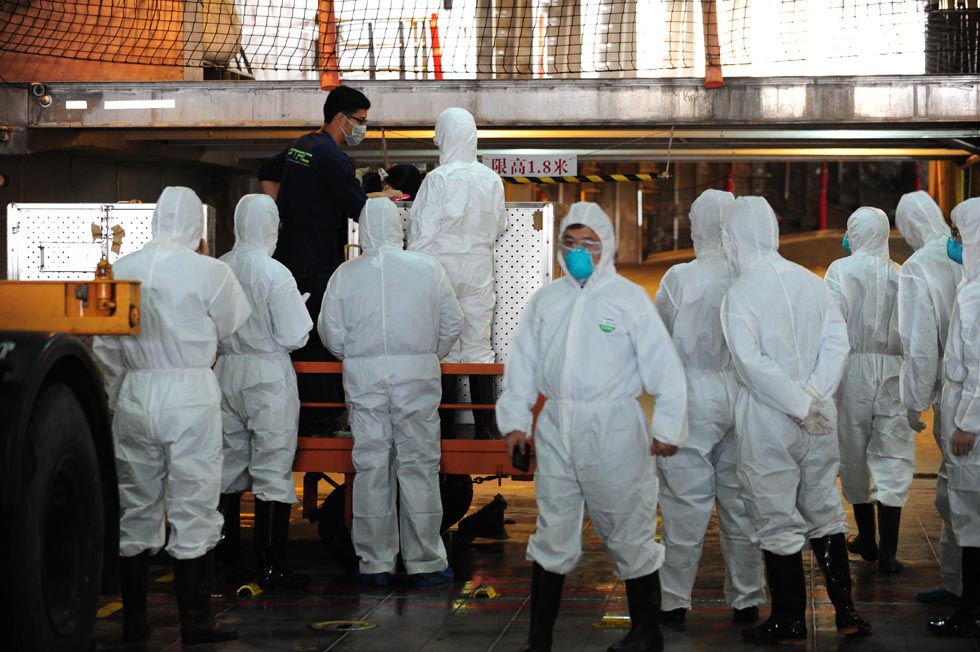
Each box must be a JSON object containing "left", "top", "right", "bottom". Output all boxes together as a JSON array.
[
  {"left": 151, "top": 186, "right": 204, "bottom": 250},
  {"left": 233, "top": 193, "right": 279, "bottom": 256},
  {"left": 434, "top": 107, "right": 478, "bottom": 166},
  {"left": 359, "top": 197, "right": 404, "bottom": 252},
  {"left": 722, "top": 196, "right": 779, "bottom": 275},
  {"left": 690, "top": 189, "right": 733, "bottom": 258},
  {"left": 952, "top": 198, "right": 980, "bottom": 279},
  {"left": 846, "top": 206, "right": 890, "bottom": 259},
  {"left": 558, "top": 202, "right": 616, "bottom": 286},
  {"left": 896, "top": 190, "right": 950, "bottom": 250}
]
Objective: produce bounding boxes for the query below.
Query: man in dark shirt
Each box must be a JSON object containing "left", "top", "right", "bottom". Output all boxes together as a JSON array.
[
  {"left": 259, "top": 86, "right": 370, "bottom": 276},
  {"left": 258, "top": 86, "right": 371, "bottom": 436}
]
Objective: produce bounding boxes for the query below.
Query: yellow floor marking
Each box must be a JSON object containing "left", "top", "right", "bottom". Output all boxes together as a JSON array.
[{"left": 97, "top": 601, "right": 123, "bottom": 618}]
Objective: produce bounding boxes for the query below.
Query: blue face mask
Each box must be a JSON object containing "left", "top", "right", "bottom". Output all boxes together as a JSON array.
[
  {"left": 565, "top": 247, "right": 595, "bottom": 282},
  {"left": 842, "top": 234, "right": 852, "bottom": 255},
  {"left": 948, "top": 237, "right": 963, "bottom": 265}
]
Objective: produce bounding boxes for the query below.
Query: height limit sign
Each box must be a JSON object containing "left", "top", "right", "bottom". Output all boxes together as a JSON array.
[{"left": 482, "top": 154, "right": 578, "bottom": 177}]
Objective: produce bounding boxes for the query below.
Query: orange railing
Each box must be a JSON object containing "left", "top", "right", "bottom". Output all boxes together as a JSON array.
[{"left": 292, "top": 361, "right": 544, "bottom": 519}]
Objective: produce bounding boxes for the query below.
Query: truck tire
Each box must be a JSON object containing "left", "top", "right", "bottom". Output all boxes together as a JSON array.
[{"left": 9, "top": 383, "right": 103, "bottom": 652}]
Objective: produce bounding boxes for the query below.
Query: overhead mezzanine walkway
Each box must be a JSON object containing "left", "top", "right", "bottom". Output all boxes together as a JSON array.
[{"left": 1, "top": 75, "right": 979, "bottom": 165}]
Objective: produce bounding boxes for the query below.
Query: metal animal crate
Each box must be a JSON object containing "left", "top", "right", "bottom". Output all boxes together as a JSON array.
[
  {"left": 346, "top": 201, "right": 555, "bottom": 366},
  {"left": 6, "top": 202, "right": 216, "bottom": 280}
]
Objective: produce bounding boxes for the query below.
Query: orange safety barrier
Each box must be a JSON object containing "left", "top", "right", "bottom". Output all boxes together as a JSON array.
[
  {"left": 292, "top": 361, "right": 543, "bottom": 520},
  {"left": 291, "top": 361, "right": 504, "bottom": 409}
]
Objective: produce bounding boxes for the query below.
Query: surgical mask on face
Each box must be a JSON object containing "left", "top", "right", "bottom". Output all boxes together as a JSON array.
[
  {"left": 344, "top": 115, "right": 366, "bottom": 147},
  {"left": 948, "top": 237, "right": 963, "bottom": 265},
  {"left": 565, "top": 247, "right": 595, "bottom": 282},
  {"left": 842, "top": 234, "right": 852, "bottom": 254}
]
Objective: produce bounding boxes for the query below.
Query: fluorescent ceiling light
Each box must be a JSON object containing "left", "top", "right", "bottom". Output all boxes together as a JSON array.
[
  {"left": 104, "top": 99, "right": 176, "bottom": 110},
  {"left": 65, "top": 100, "right": 87, "bottom": 110},
  {"left": 372, "top": 128, "right": 980, "bottom": 141}
]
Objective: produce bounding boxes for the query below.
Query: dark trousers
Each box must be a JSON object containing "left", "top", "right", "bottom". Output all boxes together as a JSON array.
[{"left": 293, "top": 269, "right": 345, "bottom": 434}]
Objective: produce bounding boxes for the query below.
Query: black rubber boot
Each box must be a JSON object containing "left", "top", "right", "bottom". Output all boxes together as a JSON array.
[
  {"left": 517, "top": 562, "right": 565, "bottom": 652},
  {"left": 174, "top": 552, "right": 238, "bottom": 645},
  {"left": 440, "top": 375, "right": 458, "bottom": 439},
  {"left": 470, "top": 374, "right": 496, "bottom": 439},
  {"left": 215, "top": 492, "right": 243, "bottom": 585},
  {"left": 254, "top": 499, "right": 310, "bottom": 590},
  {"left": 928, "top": 546, "right": 980, "bottom": 637},
  {"left": 659, "top": 607, "right": 686, "bottom": 628},
  {"left": 742, "top": 550, "right": 807, "bottom": 644},
  {"left": 733, "top": 605, "right": 760, "bottom": 623},
  {"left": 119, "top": 552, "right": 151, "bottom": 642},
  {"left": 846, "top": 503, "right": 879, "bottom": 562},
  {"left": 608, "top": 572, "right": 664, "bottom": 652},
  {"left": 810, "top": 534, "right": 872, "bottom": 636},
  {"left": 877, "top": 504, "right": 905, "bottom": 574}
]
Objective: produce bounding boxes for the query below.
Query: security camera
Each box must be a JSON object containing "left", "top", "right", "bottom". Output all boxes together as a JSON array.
[{"left": 31, "top": 83, "right": 46, "bottom": 97}]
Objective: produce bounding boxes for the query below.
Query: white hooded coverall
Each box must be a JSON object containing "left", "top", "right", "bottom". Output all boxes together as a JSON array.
[
  {"left": 408, "top": 107, "right": 506, "bottom": 364},
  {"left": 655, "top": 190, "right": 766, "bottom": 612},
  {"left": 896, "top": 190, "right": 963, "bottom": 593},
  {"left": 93, "top": 186, "right": 251, "bottom": 559},
  {"left": 496, "top": 202, "right": 688, "bottom": 579},
  {"left": 720, "top": 196, "right": 850, "bottom": 556},
  {"left": 320, "top": 198, "right": 463, "bottom": 575},
  {"left": 216, "top": 194, "right": 313, "bottom": 503},
  {"left": 940, "top": 198, "right": 980, "bottom": 548},
  {"left": 825, "top": 207, "right": 914, "bottom": 508}
]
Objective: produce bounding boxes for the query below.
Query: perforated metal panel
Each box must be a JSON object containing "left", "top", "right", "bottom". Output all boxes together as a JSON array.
[
  {"left": 346, "top": 202, "right": 554, "bottom": 365},
  {"left": 6, "top": 203, "right": 217, "bottom": 280},
  {"left": 347, "top": 202, "right": 554, "bottom": 417}
]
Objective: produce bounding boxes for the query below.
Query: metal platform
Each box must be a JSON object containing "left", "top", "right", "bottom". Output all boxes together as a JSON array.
[{"left": 2, "top": 77, "right": 979, "bottom": 162}]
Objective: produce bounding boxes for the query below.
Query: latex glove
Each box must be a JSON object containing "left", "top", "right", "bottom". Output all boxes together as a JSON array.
[
  {"left": 907, "top": 409, "right": 927, "bottom": 433},
  {"left": 367, "top": 188, "right": 406, "bottom": 200},
  {"left": 504, "top": 430, "right": 527, "bottom": 458},
  {"left": 652, "top": 439, "right": 679, "bottom": 457},
  {"left": 803, "top": 386, "right": 822, "bottom": 402},
  {"left": 953, "top": 428, "right": 977, "bottom": 456},
  {"left": 797, "top": 388, "right": 833, "bottom": 436}
]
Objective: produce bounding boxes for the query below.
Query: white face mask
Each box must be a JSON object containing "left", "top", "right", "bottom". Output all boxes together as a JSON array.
[{"left": 344, "top": 114, "right": 366, "bottom": 147}]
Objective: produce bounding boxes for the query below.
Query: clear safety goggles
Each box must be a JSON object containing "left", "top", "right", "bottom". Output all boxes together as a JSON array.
[{"left": 559, "top": 237, "right": 602, "bottom": 253}]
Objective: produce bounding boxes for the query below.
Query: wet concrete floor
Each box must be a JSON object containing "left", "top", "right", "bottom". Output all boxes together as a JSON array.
[{"left": 93, "top": 450, "right": 975, "bottom": 652}]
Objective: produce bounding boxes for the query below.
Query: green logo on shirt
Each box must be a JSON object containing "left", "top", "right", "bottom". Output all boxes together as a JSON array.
[
  {"left": 599, "top": 317, "right": 617, "bottom": 334},
  {"left": 287, "top": 147, "right": 314, "bottom": 166}
]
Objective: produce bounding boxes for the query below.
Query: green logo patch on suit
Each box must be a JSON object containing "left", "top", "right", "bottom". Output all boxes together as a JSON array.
[{"left": 598, "top": 317, "right": 617, "bottom": 334}]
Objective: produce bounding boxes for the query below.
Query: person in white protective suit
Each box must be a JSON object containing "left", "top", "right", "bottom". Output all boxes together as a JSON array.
[
  {"left": 93, "top": 186, "right": 250, "bottom": 645},
  {"left": 408, "top": 107, "right": 506, "bottom": 438},
  {"left": 929, "top": 197, "right": 980, "bottom": 637},
  {"left": 720, "top": 196, "right": 871, "bottom": 643},
  {"left": 653, "top": 190, "right": 766, "bottom": 628},
  {"left": 497, "top": 202, "right": 688, "bottom": 652},
  {"left": 320, "top": 198, "right": 463, "bottom": 587},
  {"left": 896, "top": 190, "right": 964, "bottom": 605},
  {"left": 214, "top": 194, "right": 313, "bottom": 590},
  {"left": 825, "top": 206, "right": 915, "bottom": 574}
]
